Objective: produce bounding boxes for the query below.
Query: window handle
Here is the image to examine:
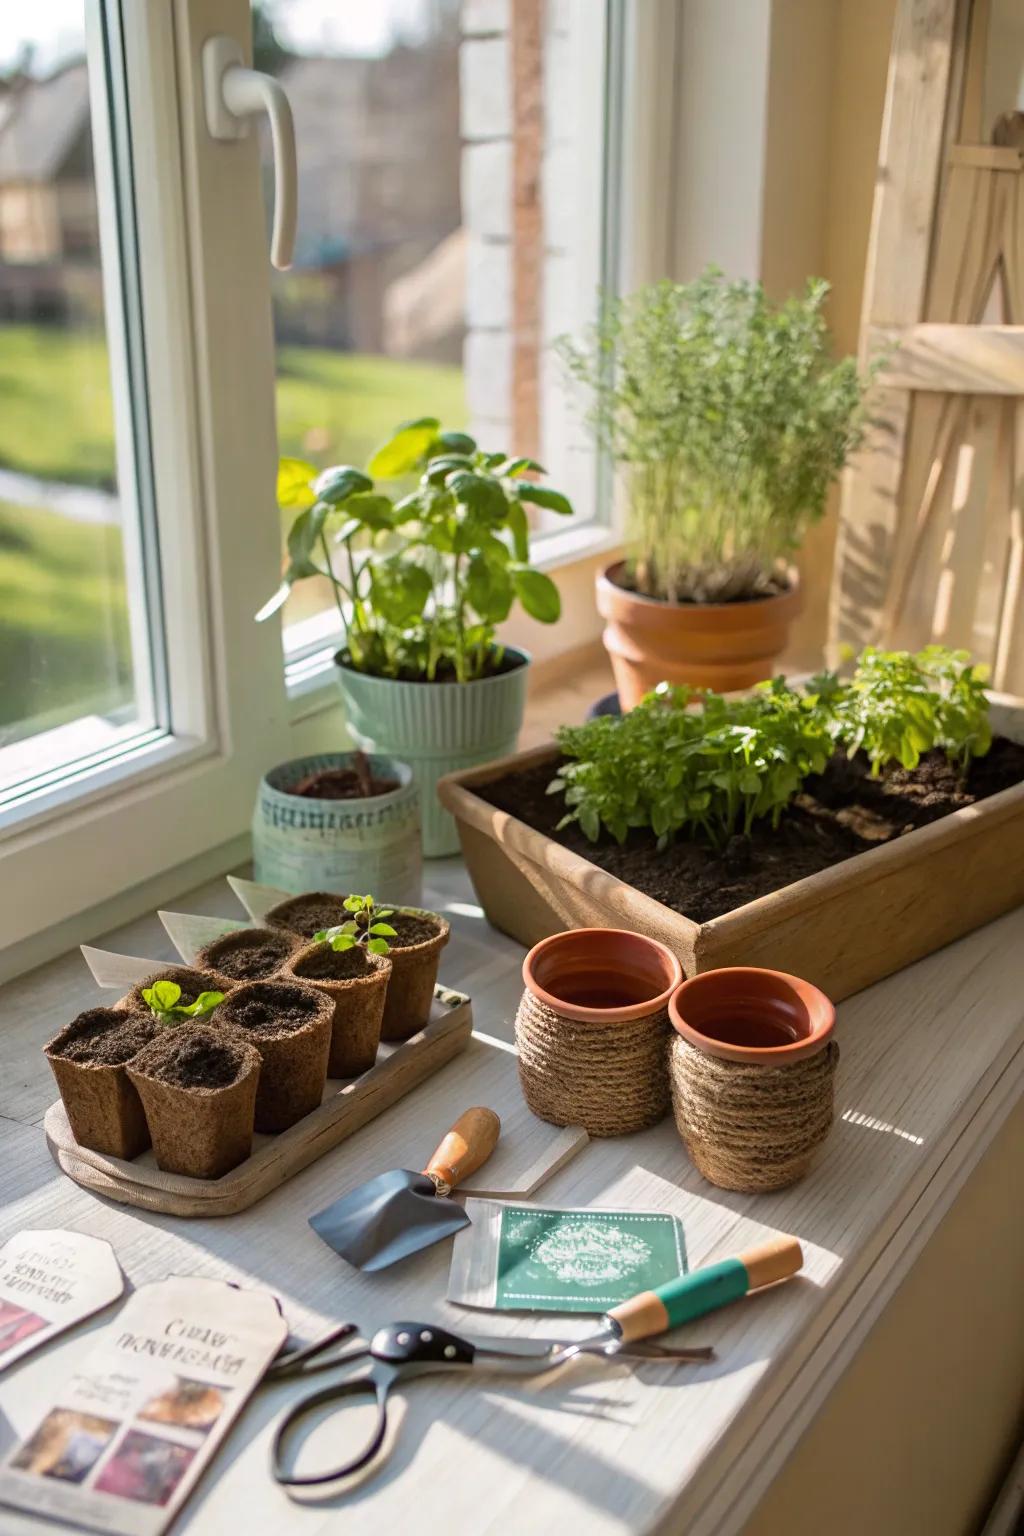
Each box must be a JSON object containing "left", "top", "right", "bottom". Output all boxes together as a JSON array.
[{"left": 202, "top": 35, "right": 297, "bottom": 270}]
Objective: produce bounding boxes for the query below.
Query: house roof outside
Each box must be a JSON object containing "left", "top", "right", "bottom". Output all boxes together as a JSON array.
[{"left": 0, "top": 61, "right": 89, "bottom": 184}]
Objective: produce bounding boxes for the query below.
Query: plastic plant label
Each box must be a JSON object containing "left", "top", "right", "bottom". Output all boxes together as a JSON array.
[
  {"left": 0, "top": 1275, "right": 287, "bottom": 1536},
  {"left": 0, "top": 1230, "right": 124, "bottom": 1372},
  {"left": 449, "top": 1199, "right": 687, "bottom": 1313}
]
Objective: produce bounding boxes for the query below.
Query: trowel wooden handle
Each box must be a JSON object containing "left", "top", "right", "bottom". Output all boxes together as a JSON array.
[
  {"left": 423, "top": 1108, "right": 501, "bottom": 1193},
  {"left": 607, "top": 1235, "right": 804, "bottom": 1343}
]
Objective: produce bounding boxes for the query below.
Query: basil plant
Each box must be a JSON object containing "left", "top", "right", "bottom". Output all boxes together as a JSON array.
[{"left": 257, "top": 418, "right": 573, "bottom": 683}]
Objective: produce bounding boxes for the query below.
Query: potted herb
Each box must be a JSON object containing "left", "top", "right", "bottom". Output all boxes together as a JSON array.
[
  {"left": 138, "top": 979, "right": 225, "bottom": 1021},
  {"left": 126, "top": 965, "right": 228, "bottom": 1017},
  {"left": 216, "top": 980, "right": 333, "bottom": 1132},
  {"left": 558, "top": 270, "right": 871, "bottom": 705},
  {"left": 281, "top": 898, "right": 393, "bottom": 1077},
  {"left": 257, "top": 422, "right": 573, "bottom": 854},
  {"left": 195, "top": 927, "right": 300, "bottom": 985},
  {"left": 45, "top": 1009, "right": 158, "bottom": 1159},
  {"left": 127, "top": 1027, "right": 261, "bottom": 1179},
  {"left": 252, "top": 750, "right": 422, "bottom": 906},
  {"left": 437, "top": 648, "right": 1024, "bottom": 999},
  {"left": 313, "top": 893, "right": 450, "bottom": 1043}
]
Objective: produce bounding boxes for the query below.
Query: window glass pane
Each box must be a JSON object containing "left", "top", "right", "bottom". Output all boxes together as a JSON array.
[
  {"left": 260, "top": 0, "right": 608, "bottom": 659},
  {"left": 0, "top": 2, "right": 160, "bottom": 800}
]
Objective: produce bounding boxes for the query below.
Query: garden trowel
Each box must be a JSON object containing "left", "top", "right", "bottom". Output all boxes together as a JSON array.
[{"left": 309, "top": 1108, "right": 501, "bottom": 1272}]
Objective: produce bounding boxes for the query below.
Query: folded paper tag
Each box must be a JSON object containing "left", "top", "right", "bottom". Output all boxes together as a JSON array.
[
  {"left": 0, "top": 1275, "right": 287, "bottom": 1536},
  {"left": 0, "top": 1230, "right": 124, "bottom": 1371},
  {"left": 448, "top": 1199, "right": 688, "bottom": 1313}
]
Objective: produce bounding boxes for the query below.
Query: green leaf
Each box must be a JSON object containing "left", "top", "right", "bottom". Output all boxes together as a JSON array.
[
  {"left": 180, "top": 990, "right": 225, "bottom": 1018},
  {"left": 505, "top": 497, "right": 530, "bottom": 562},
  {"left": 329, "top": 932, "right": 357, "bottom": 952},
  {"left": 515, "top": 483, "right": 574, "bottom": 516},
  {"left": 466, "top": 552, "right": 514, "bottom": 623},
  {"left": 369, "top": 559, "right": 433, "bottom": 626},
  {"left": 313, "top": 466, "right": 373, "bottom": 505},
  {"left": 277, "top": 457, "right": 318, "bottom": 510},
  {"left": 338, "top": 492, "right": 395, "bottom": 531},
  {"left": 367, "top": 937, "right": 391, "bottom": 955},
  {"left": 496, "top": 456, "right": 546, "bottom": 478},
  {"left": 435, "top": 430, "right": 477, "bottom": 456},
  {"left": 511, "top": 565, "right": 561, "bottom": 623},
  {"left": 343, "top": 895, "right": 364, "bottom": 912},
  {"left": 144, "top": 981, "right": 182, "bottom": 1014},
  {"left": 369, "top": 922, "right": 398, "bottom": 937},
  {"left": 367, "top": 417, "right": 441, "bottom": 478},
  {"left": 446, "top": 470, "right": 508, "bottom": 521},
  {"left": 287, "top": 503, "right": 329, "bottom": 566}
]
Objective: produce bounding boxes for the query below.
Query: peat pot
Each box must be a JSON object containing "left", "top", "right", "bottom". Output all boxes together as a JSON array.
[
  {"left": 596, "top": 560, "right": 800, "bottom": 709},
  {"left": 335, "top": 649, "right": 530, "bottom": 857},
  {"left": 436, "top": 696, "right": 1024, "bottom": 1003},
  {"left": 253, "top": 752, "right": 421, "bottom": 906},
  {"left": 668, "top": 967, "right": 838, "bottom": 1192},
  {"left": 516, "top": 928, "right": 683, "bottom": 1137}
]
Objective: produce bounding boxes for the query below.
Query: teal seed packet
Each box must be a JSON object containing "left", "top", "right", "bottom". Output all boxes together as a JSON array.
[{"left": 448, "top": 1199, "right": 687, "bottom": 1313}]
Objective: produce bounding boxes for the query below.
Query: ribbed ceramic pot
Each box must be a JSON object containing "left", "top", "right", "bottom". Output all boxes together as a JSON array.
[
  {"left": 252, "top": 752, "right": 421, "bottom": 905},
  {"left": 335, "top": 649, "right": 530, "bottom": 857}
]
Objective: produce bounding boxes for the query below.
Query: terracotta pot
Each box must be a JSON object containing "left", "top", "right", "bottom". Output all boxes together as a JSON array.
[
  {"left": 516, "top": 928, "right": 683, "bottom": 1136},
  {"left": 667, "top": 967, "right": 838, "bottom": 1193},
  {"left": 379, "top": 909, "right": 451, "bottom": 1042},
  {"left": 45, "top": 1009, "right": 158, "bottom": 1158},
  {"left": 195, "top": 927, "right": 301, "bottom": 987},
  {"left": 216, "top": 980, "right": 333, "bottom": 1133},
  {"left": 596, "top": 560, "right": 801, "bottom": 709},
  {"left": 127, "top": 1025, "right": 261, "bottom": 1179},
  {"left": 281, "top": 943, "right": 391, "bottom": 1077}
]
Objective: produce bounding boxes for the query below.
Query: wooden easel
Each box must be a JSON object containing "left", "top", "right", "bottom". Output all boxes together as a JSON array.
[{"left": 829, "top": 0, "right": 1024, "bottom": 689}]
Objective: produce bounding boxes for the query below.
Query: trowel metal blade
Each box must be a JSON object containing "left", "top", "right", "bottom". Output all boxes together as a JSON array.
[{"left": 309, "top": 1168, "right": 472, "bottom": 1272}]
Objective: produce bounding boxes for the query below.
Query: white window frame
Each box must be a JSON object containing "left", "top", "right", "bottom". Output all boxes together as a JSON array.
[{"left": 2, "top": 0, "right": 700, "bottom": 981}]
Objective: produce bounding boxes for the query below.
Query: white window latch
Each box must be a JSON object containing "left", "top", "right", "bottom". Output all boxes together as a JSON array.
[{"left": 202, "top": 35, "right": 297, "bottom": 271}]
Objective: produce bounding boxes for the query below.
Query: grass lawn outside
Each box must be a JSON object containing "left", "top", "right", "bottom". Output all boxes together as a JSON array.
[{"left": 0, "top": 322, "right": 466, "bottom": 737}]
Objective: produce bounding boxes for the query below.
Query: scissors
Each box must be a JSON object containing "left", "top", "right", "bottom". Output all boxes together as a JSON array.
[{"left": 267, "top": 1319, "right": 713, "bottom": 1488}]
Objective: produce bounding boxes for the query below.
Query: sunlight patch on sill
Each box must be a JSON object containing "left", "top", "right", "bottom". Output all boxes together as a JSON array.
[{"left": 841, "top": 1109, "right": 925, "bottom": 1146}]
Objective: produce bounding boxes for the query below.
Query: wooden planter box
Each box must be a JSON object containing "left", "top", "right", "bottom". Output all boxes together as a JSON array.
[{"left": 437, "top": 697, "right": 1024, "bottom": 1001}]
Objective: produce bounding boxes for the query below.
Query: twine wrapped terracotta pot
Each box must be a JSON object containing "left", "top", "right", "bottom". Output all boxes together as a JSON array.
[
  {"left": 45, "top": 1009, "right": 158, "bottom": 1158},
  {"left": 216, "top": 980, "right": 333, "bottom": 1132},
  {"left": 515, "top": 928, "right": 683, "bottom": 1137},
  {"left": 281, "top": 943, "right": 391, "bottom": 1077},
  {"left": 668, "top": 967, "right": 838, "bottom": 1193}
]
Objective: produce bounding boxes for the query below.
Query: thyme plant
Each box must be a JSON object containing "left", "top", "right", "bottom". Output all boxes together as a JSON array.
[
  {"left": 557, "top": 269, "right": 871, "bottom": 603},
  {"left": 258, "top": 420, "right": 572, "bottom": 682}
]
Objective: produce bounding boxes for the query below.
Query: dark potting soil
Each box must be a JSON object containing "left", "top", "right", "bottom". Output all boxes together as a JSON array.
[
  {"left": 478, "top": 737, "right": 1024, "bottom": 925},
  {"left": 200, "top": 929, "right": 296, "bottom": 982},
  {"left": 387, "top": 912, "right": 444, "bottom": 949},
  {"left": 267, "top": 893, "right": 350, "bottom": 939},
  {"left": 336, "top": 648, "right": 525, "bottom": 685},
  {"left": 132, "top": 966, "right": 224, "bottom": 1009},
  {"left": 135, "top": 1027, "right": 248, "bottom": 1090},
  {"left": 290, "top": 752, "right": 398, "bottom": 801},
  {"left": 49, "top": 1009, "right": 157, "bottom": 1066},
  {"left": 218, "top": 982, "right": 326, "bottom": 1037},
  {"left": 291, "top": 944, "right": 381, "bottom": 982}
]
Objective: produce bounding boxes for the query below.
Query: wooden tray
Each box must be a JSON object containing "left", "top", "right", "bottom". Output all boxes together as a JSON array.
[{"left": 45, "top": 987, "right": 474, "bottom": 1218}]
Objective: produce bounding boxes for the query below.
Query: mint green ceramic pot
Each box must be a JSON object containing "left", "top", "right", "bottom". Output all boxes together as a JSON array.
[{"left": 336, "top": 648, "right": 530, "bottom": 857}]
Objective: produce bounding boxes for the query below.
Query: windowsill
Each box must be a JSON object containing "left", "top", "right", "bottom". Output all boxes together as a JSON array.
[{"left": 284, "top": 520, "right": 620, "bottom": 722}]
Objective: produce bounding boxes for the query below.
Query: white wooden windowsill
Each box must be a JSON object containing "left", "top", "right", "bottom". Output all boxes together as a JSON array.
[{"left": 0, "top": 859, "right": 1021, "bottom": 1534}]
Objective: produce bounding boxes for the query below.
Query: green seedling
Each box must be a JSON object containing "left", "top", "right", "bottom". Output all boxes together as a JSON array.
[
  {"left": 314, "top": 893, "right": 398, "bottom": 957},
  {"left": 142, "top": 980, "right": 225, "bottom": 1022}
]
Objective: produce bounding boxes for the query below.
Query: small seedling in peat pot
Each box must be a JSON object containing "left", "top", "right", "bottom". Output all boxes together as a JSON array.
[
  {"left": 315, "top": 894, "right": 398, "bottom": 957},
  {"left": 142, "top": 981, "right": 225, "bottom": 1023}
]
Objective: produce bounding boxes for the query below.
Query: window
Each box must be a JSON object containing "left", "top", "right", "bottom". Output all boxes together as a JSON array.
[
  {"left": 0, "top": 4, "right": 165, "bottom": 806},
  {"left": 262, "top": 0, "right": 613, "bottom": 665}
]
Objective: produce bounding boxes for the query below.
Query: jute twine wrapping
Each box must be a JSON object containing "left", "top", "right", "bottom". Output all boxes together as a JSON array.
[
  {"left": 669, "top": 1034, "right": 839, "bottom": 1193},
  {"left": 515, "top": 988, "right": 671, "bottom": 1137}
]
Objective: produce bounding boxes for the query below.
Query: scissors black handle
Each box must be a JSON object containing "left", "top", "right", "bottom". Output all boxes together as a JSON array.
[{"left": 272, "top": 1322, "right": 476, "bottom": 1489}]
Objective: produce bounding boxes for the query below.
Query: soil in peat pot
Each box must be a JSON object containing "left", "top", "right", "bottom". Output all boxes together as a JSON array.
[
  {"left": 138, "top": 1029, "right": 248, "bottom": 1090},
  {"left": 290, "top": 751, "right": 398, "bottom": 800},
  {"left": 266, "top": 892, "right": 350, "bottom": 938},
  {"left": 197, "top": 928, "right": 297, "bottom": 982},
  {"left": 387, "top": 913, "right": 443, "bottom": 948},
  {"left": 290, "top": 945, "right": 381, "bottom": 982},
  {"left": 480, "top": 738, "right": 1024, "bottom": 924},
  {"left": 218, "top": 982, "right": 326, "bottom": 1036},
  {"left": 128, "top": 966, "right": 225, "bottom": 1012},
  {"left": 48, "top": 1010, "right": 157, "bottom": 1066}
]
